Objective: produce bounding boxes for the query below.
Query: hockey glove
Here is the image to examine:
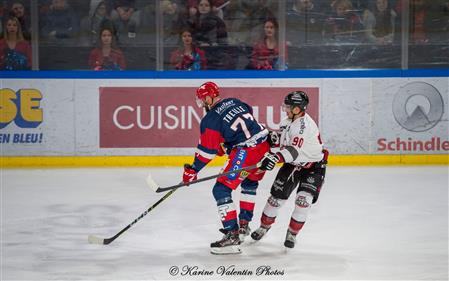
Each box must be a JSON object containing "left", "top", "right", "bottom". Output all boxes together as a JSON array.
[
  {"left": 259, "top": 152, "right": 283, "bottom": 171},
  {"left": 267, "top": 131, "right": 280, "bottom": 147},
  {"left": 182, "top": 164, "right": 198, "bottom": 183}
]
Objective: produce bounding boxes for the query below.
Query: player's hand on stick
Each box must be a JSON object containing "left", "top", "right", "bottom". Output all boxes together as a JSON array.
[
  {"left": 183, "top": 164, "right": 198, "bottom": 183},
  {"left": 259, "top": 152, "right": 282, "bottom": 171}
]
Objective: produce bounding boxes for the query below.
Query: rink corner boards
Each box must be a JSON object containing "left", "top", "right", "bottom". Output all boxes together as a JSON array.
[{"left": 1, "top": 154, "right": 448, "bottom": 168}]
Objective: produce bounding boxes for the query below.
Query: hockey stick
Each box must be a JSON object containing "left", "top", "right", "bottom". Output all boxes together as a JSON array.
[
  {"left": 88, "top": 188, "right": 177, "bottom": 245},
  {"left": 146, "top": 164, "right": 260, "bottom": 193}
]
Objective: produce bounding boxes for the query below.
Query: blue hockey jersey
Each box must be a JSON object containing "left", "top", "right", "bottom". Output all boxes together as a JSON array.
[{"left": 192, "top": 98, "right": 268, "bottom": 171}]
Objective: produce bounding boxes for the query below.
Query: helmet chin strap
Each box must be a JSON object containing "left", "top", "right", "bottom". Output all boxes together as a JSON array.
[
  {"left": 204, "top": 97, "right": 220, "bottom": 112},
  {"left": 290, "top": 107, "right": 305, "bottom": 121}
]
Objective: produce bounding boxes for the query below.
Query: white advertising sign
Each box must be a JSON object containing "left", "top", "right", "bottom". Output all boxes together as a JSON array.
[{"left": 1, "top": 77, "right": 447, "bottom": 156}]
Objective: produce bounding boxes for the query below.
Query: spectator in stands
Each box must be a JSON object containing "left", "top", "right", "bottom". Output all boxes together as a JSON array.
[
  {"left": 112, "top": 0, "right": 138, "bottom": 20},
  {"left": 9, "top": 1, "right": 31, "bottom": 41},
  {"left": 0, "top": 16, "right": 32, "bottom": 70},
  {"left": 245, "top": 0, "right": 277, "bottom": 43},
  {"left": 80, "top": 1, "right": 114, "bottom": 46},
  {"left": 188, "top": 0, "right": 228, "bottom": 46},
  {"left": 111, "top": 0, "right": 141, "bottom": 44},
  {"left": 286, "top": 0, "right": 326, "bottom": 46},
  {"left": 250, "top": 18, "right": 288, "bottom": 70},
  {"left": 323, "top": 0, "right": 363, "bottom": 41},
  {"left": 223, "top": 0, "right": 276, "bottom": 45},
  {"left": 159, "top": 0, "right": 185, "bottom": 46},
  {"left": 394, "top": 0, "right": 432, "bottom": 44},
  {"left": 37, "top": 0, "right": 51, "bottom": 31},
  {"left": 363, "top": 0, "right": 397, "bottom": 44},
  {"left": 220, "top": 0, "right": 247, "bottom": 45},
  {"left": 89, "top": 0, "right": 115, "bottom": 17},
  {"left": 429, "top": 0, "right": 449, "bottom": 43},
  {"left": 187, "top": 0, "right": 227, "bottom": 19},
  {"left": 170, "top": 28, "right": 207, "bottom": 70},
  {"left": 0, "top": 3, "right": 4, "bottom": 36},
  {"left": 41, "top": 0, "right": 80, "bottom": 43},
  {"left": 88, "top": 26, "right": 126, "bottom": 70}
]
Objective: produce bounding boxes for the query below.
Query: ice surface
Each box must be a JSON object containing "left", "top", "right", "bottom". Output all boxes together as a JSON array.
[{"left": 1, "top": 166, "right": 448, "bottom": 280}]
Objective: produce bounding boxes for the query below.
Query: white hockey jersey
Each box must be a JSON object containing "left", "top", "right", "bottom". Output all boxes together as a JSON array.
[{"left": 277, "top": 113, "right": 324, "bottom": 166}]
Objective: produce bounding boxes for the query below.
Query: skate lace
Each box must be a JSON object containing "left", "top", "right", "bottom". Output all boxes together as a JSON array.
[
  {"left": 239, "top": 224, "right": 250, "bottom": 235},
  {"left": 219, "top": 232, "right": 238, "bottom": 246}
]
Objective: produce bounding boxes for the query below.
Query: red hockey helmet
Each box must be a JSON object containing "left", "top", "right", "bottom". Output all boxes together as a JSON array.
[{"left": 196, "top": 81, "right": 220, "bottom": 100}]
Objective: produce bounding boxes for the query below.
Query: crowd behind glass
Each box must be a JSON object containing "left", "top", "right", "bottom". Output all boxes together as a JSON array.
[{"left": 0, "top": 0, "right": 448, "bottom": 71}]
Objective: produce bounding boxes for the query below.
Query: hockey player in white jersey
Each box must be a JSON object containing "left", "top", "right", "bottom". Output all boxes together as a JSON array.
[{"left": 251, "top": 90, "right": 329, "bottom": 248}]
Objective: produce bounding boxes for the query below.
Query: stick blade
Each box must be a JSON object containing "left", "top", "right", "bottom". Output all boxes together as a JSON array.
[
  {"left": 88, "top": 235, "right": 105, "bottom": 245},
  {"left": 146, "top": 173, "right": 161, "bottom": 192}
]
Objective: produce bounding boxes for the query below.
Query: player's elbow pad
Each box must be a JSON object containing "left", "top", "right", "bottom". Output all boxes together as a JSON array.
[{"left": 278, "top": 146, "right": 299, "bottom": 163}]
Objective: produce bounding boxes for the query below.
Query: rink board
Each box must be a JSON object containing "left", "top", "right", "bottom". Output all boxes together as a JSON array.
[{"left": 1, "top": 72, "right": 448, "bottom": 166}]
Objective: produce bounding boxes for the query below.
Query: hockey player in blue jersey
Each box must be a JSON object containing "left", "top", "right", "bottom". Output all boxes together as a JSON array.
[{"left": 182, "top": 81, "right": 270, "bottom": 255}]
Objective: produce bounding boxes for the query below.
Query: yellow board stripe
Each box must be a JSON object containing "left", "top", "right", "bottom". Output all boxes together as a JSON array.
[{"left": 1, "top": 155, "right": 448, "bottom": 168}]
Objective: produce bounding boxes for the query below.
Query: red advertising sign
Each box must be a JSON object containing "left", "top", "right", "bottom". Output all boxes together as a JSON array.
[{"left": 100, "top": 87, "right": 319, "bottom": 148}]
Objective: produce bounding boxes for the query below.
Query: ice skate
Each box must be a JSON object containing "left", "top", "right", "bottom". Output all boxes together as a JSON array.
[
  {"left": 284, "top": 230, "right": 297, "bottom": 249},
  {"left": 210, "top": 229, "right": 241, "bottom": 255},
  {"left": 250, "top": 225, "right": 270, "bottom": 241},
  {"left": 238, "top": 220, "right": 251, "bottom": 242}
]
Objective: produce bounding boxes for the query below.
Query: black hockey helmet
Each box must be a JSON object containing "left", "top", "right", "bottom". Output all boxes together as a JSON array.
[{"left": 284, "top": 91, "right": 309, "bottom": 111}]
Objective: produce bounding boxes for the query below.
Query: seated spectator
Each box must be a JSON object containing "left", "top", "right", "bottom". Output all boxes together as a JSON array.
[
  {"left": 88, "top": 26, "right": 126, "bottom": 70},
  {"left": 220, "top": 0, "right": 247, "bottom": 45},
  {"left": 0, "top": 3, "right": 4, "bottom": 35},
  {"left": 89, "top": 0, "right": 114, "bottom": 17},
  {"left": 112, "top": 0, "right": 137, "bottom": 19},
  {"left": 363, "top": 0, "right": 397, "bottom": 44},
  {"left": 395, "top": 0, "right": 440, "bottom": 44},
  {"left": 187, "top": 0, "right": 227, "bottom": 19},
  {"left": 111, "top": 0, "right": 141, "bottom": 44},
  {"left": 9, "top": 1, "right": 31, "bottom": 41},
  {"left": 80, "top": 1, "right": 114, "bottom": 46},
  {"left": 245, "top": 0, "right": 277, "bottom": 44},
  {"left": 426, "top": 0, "right": 449, "bottom": 43},
  {"left": 396, "top": 0, "right": 449, "bottom": 44},
  {"left": 409, "top": 0, "right": 430, "bottom": 44},
  {"left": 223, "top": 0, "right": 276, "bottom": 45},
  {"left": 160, "top": 0, "right": 185, "bottom": 46},
  {"left": 37, "top": 0, "right": 52, "bottom": 31},
  {"left": 323, "top": 0, "right": 363, "bottom": 41},
  {"left": 286, "top": 0, "right": 327, "bottom": 46},
  {"left": 188, "top": 0, "right": 228, "bottom": 46},
  {"left": 249, "top": 18, "right": 288, "bottom": 70},
  {"left": 170, "top": 28, "right": 207, "bottom": 70},
  {"left": 0, "top": 16, "right": 32, "bottom": 70},
  {"left": 41, "top": 0, "right": 80, "bottom": 44}
]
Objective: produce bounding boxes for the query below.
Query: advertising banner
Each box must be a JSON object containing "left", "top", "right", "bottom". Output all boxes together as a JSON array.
[
  {"left": 0, "top": 81, "right": 75, "bottom": 156},
  {"left": 99, "top": 87, "right": 319, "bottom": 148},
  {"left": 372, "top": 79, "right": 448, "bottom": 154},
  {"left": 2, "top": 77, "right": 447, "bottom": 157}
]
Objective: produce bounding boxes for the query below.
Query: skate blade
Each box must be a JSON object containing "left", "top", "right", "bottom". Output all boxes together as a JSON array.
[
  {"left": 284, "top": 246, "right": 294, "bottom": 253},
  {"left": 210, "top": 245, "right": 242, "bottom": 255},
  {"left": 243, "top": 239, "right": 259, "bottom": 246}
]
